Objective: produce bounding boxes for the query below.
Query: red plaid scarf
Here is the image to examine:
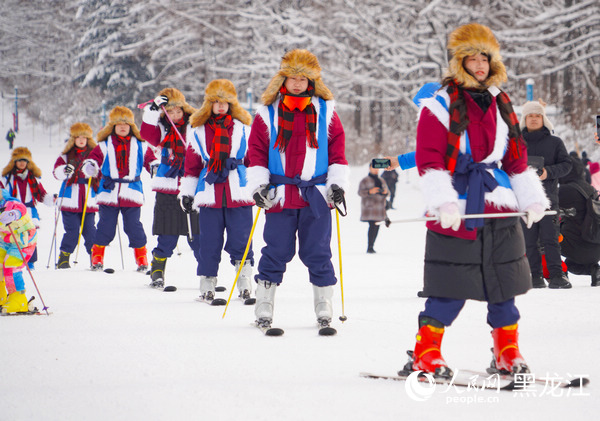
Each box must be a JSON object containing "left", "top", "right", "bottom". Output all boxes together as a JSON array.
[
  {"left": 275, "top": 85, "right": 317, "bottom": 152},
  {"left": 207, "top": 113, "right": 233, "bottom": 172},
  {"left": 160, "top": 116, "right": 187, "bottom": 169},
  {"left": 12, "top": 169, "right": 42, "bottom": 204},
  {"left": 445, "top": 80, "right": 522, "bottom": 174},
  {"left": 113, "top": 134, "right": 131, "bottom": 178}
]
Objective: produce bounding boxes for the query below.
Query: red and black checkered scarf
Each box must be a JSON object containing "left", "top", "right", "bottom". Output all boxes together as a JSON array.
[
  {"left": 12, "top": 168, "right": 42, "bottom": 204},
  {"left": 445, "top": 79, "right": 522, "bottom": 174},
  {"left": 275, "top": 85, "right": 317, "bottom": 153},
  {"left": 113, "top": 133, "right": 131, "bottom": 178},
  {"left": 160, "top": 115, "right": 188, "bottom": 170},
  {"left": 207, "top": 113, "right": 233, "bottom": 173}
]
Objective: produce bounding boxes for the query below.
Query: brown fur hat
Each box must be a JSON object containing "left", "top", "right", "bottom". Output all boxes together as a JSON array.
[
  {"left": 157, "top": 87, "right": 197, "bottom": 116},
  {"left": 62, "top": 122, "right": 97, "bottom": 154},
  {"left": 2, "top": 147, "right": 42, "bottom": 177},
  {"left": 190, "top": 79, "right": 252, "bottom": 128},
  {"left": 261, "top": 49, "right": 333, "bottom": 106},
  {"left": 445, "top": 23, "right": 507, "bottom": 89},
  {"left": 96, "top": 106, "right": 142, "bottom": 142}
]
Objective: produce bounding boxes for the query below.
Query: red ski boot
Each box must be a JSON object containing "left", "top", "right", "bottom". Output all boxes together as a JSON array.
[
  {"left": 409, "top": 324, "right": 453, "bottom": 378},
  {"left": 491, "top": 324, "right": 529, "bottom": 374},
  {"left": 91, "top": 245, "right": 105, "bottom": 271},
  {"left": 134, "top": 246, "right": 148, "bottom": 272}
]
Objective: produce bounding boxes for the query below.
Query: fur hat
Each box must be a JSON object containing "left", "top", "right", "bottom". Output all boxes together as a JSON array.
[
  {"left": 446, "top": 23, "right": 507, "bottom": 89},
  {"left": 96, "top": 106, "right": 142, "bottom": 142},
  {"left": 519, "top": 100, "right": 554, "bottom": 131},
  {"left": 190, "top": 79, "right": 252, "bottom": 128},
  {"left": 2, "top": 147, "right": 42, "bottom": 177},
  {"left": 261, "top": 49, "right": 333, "bottom": 106},
  {"left": 62, "top": 122, "right": 97, "bottom": 154},
  {"left": 157, "top": 87, "right": 197, "bottom": 116}
]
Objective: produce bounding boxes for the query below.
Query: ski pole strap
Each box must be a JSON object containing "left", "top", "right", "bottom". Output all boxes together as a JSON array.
[
  {"left": 269, "top": 173, "right": 328, "bottom": 219},
  {"left": 334, "top": 196, "right": 347, "bottom": 217},
  {"left": 389, "top": 210, "right": 557, "bottom": 224}
]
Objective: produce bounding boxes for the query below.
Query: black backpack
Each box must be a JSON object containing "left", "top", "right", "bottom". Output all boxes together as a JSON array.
[{"left": 570, "top": 182, "right": 600, "bottom": 244}]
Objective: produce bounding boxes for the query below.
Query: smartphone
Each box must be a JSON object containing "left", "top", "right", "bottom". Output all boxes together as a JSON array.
[
  {"left": 371, "top": 158, "right": 391, "bottom": 169},
  {"left": 596, "top": 115, "right": 600, "bottom": 137}
]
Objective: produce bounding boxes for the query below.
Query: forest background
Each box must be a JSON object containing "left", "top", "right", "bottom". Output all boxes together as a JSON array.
[{"left": 1, "top": 0, "right": 599, "bottom": 163}]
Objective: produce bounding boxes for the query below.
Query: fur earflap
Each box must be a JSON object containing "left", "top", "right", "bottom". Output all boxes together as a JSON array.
[
  {"left": 2, "top": 147, "right": 42, "bottom": 177},
  {"left": 157, "top": 87, "right": 197, "bottom": 116},
  {"left": 519, "top": 100, "right": 554, "bottom": 131},
  {"left": 62, "top": 122, "right": 97, "bottom": 154},
  {"left": 446, "top": 23, "right": 507, "bottom": 89},
  {"left": 96, "top": 106, "right": 142, "bottom": 142},
  {"left": 190, "top": 79, "right": 252, "bottom": 128},
  {"left": 261, "top": 49, "right": 333, "bottom": 106}
]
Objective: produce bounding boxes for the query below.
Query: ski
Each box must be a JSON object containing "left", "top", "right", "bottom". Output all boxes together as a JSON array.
[
  {"left": 360, "top": 371, "right": 517, "bottom": 390},
  {"left": 318, "top": 319, "right": 337, "bottom": 336},
  {"left": 239, "top": 290, "right": 256, "bottom": 305},
  {"left": 195, "top": 292, "right": 227, "bottom": 306},
  {"left": 163, "top": 286, "right": 177, "bottom": 292},
  {"left": 1, "top": 297, "right": 48, "bottom": 316},
  {"left": 255, "top": 320, "right": 284, "bottom": 336},
  {"left": 215, "top": 286, "right": 227, "bottom": 292}
]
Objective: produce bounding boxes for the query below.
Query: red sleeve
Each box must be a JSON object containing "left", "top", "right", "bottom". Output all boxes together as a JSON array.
[
  {"left": 140, "top": 122, "right": 162, "bottom": 147},
  {"left": 501, "top": 136, "right": 528, "bottom": 176},
  {"left": 416, "top": 109, "right": 449, "bottom": 175},
  {"left": 327, "top": 112, "right": 348, "bottom": 165},
  {"left": 247, "top": 115, "right": 270, "bottom": 168},
  {"left": 183, "top": 144, "right": 204, "bottom": 179},
  {"left": 88, "top": 145, "right": 105, "bottom": 167}
]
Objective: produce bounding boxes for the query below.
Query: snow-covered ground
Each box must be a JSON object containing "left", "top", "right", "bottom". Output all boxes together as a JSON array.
[{"left": 1, "top": 116, "right": 597, "bottom": 420}]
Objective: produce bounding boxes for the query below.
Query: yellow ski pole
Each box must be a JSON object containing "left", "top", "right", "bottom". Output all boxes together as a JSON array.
[
  {"left": 222, "top": 208, "right": 261, "bottom": 318},
  {"left": 335, "top": 208, "right": 347, "bottom": 322},
  {"left": 73, "top": 177, "right": 92, "bottom": 265}
]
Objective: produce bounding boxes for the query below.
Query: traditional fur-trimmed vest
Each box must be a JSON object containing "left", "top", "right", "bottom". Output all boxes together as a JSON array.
[{"left": 181, "top": 120, "right": 252, "bottom": 206}]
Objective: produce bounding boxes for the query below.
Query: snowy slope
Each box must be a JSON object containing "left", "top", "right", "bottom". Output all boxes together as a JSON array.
[{"left": 1, "top": 117, "right": 597, "bottom": 421}]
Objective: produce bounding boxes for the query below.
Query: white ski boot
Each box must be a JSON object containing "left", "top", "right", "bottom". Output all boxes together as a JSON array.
[
  {"left": 255, "top": 279, "right": 276, "bottom": 324},
  {"left": 235, "top": 260, "right": 253, "bottom": 302},
  {"left": 313, "top": 285, "right": 336, "bottom": 335},
  {"left": 199, "top": 276, "right": 217, "bottom": 302}
]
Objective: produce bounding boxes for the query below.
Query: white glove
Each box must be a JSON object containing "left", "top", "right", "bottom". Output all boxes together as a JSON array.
[
  {"left": 438, "top": 202, "right": 461, "bottom": 231},
  {"left": 523, "top": 203, "right": 546, "bottom": 229},
  {"left": 82, "top": 161, "right": 98, "bottom": 178},
  {"left": 0, "top": 209, "right": 21, "bottom": 224},
  {"left": 150, "top": 95, "right": 168, "bottom": 111},
  {"left": 64, "top": 164, "right": 75, "bottom": 178}
]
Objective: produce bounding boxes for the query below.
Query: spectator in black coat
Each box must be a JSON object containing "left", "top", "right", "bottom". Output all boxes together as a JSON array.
[
  {"left": 520, "top": 100, "right": 572, "bottom": 289},
  {"left": 558, "top": 156, "right": 600, "bottom": 286},
  {"left": 381, "top": 168, "right": 398, "bottom": 209}
]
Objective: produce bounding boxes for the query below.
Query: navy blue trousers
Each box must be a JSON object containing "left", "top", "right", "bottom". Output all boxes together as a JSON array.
[
  {"left": 60, "top": 211, "right": 97, "bottom": 254},
  {"left": 257, "top": 207, "right": 337, "bottom": 287},
  {"left": 420, "top": 297, "right": 520, "bottom": 328},
  {"left": 95, "top": 205, "right": 146, "bottom": 249},
  {"left": 153, "top": 234, "right": 201, "bottom": 274},
  {"left": 197, "top": 206, "right": 254, "bottom": 277}
]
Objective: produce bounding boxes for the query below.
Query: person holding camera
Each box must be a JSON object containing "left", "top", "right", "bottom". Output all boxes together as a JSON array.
[
  {"left": 358, "top": 164, "right": 389, "bottom": 253},
  {"left": 520, "top": 100, "right": 572, "bottom": 289}
]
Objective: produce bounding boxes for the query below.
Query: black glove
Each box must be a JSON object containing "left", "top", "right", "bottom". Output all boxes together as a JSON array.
[
  {"left": 385, "top": 217, "right": 391, "bottom": 228},
  {"left": 150, "top": 95, "right": 168, "bottom": 111},
  {"left": 253, "top": 185, "right": 274, "bottom": 210},
  {"left": 180, "top": 196, "right": 194, "bottom": 214},
  {"left": 328, "top": 184, "right": 345, "bottom": 205},
  {"left": 64, "top": 164, "right": 75, "bottom": 177}
]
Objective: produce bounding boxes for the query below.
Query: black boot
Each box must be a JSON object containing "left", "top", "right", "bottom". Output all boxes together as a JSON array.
[
  {"left": 591, "top": 265, "right": 600, "bottom": 287},
  {"left": 57, "top": 251, "right": 71, "bottom": 269},
  {"left": 149, "top": 255, "right": 167, "bottom": 288},
  {"left": 548, "top": 273, "right": 572, "bottom": 289},
  {"left": 367, "top": 222, "right": 379, "bottom": 254},
  {"left": 531, "top": 274, "right": 546, "bottom": 288}
]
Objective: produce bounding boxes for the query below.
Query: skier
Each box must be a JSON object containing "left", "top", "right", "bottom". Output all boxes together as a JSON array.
[
  {"left": 1, "top": 147, "right": 54, "bottom": 270},
  {"left": 404, "top": 23, "right": 549, "bottom": 377},
  {"left": 358, "top": 164, "right": 389, "bottom": 254},
  {"left": 0, "top": 189, "right": 36, "bottom": 313},
  {"left": 519, "top": 100, "right": 572, "bottom": 288},
  {"left": 6, "top": 128, "right": 16, "bottom": 149},
  {"left": 83, "top": 106, "right": 150, "bottom": 272},
  {"left": 247, "top": 49, "right": 349, "bottom": 331},
  {"left": 140, "top": 87, "right": 201, "bottom": 289},
  {"left": 52, "top": 122, "right": 100, "bottom": 269},
  {"left": 179, "top": 79, "right": 254, "bottom": 303}
]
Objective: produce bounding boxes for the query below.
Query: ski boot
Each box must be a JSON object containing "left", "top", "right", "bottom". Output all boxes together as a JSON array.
[
  {"left": 57, "top": 251, "right": 71, "bottom": 269},
  {"left": 400, "top": 318, "right": 453, "bottom": 378},
  {"left": 313, "top": 285, "right": 336, "bottom": 335},
  {"left": 199, "top": 275, "right": 218, "bottom": 301},
  {"left": 134, "top": 246, "right": 148, "bottom": 272},
  {"left": 1, "top": 290, "right": 29, "bottom": 313},
  {"left": 255, "top": 279, "right": 276, "bottom": 326},
  {"left": 0, "top": 280, "right": 7, "bottom": 307},
  {"left": 489, "top": 324, "right": 529, "bottom": 375},
  {"left": 149, "top": 254, "right": 167, "bottom": 289},
  {"left": 91, "top": 245, "right": 105, "bottom": 271},
  {"left": 234, "top": 260, "right": 253, "bottom": 302}
]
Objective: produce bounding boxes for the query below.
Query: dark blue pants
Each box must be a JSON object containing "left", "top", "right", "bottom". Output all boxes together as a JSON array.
[
  {"left": 153, "top": 234, "right": 202, "bottom": 275},
  {"left": 60, "top": 211, "right": 97, "bottom": 254},
  {"left": 420, "top": 297, "right": 520, "bottom": 328},
  {"left": 257, "top": 207, "right": 336, "bottom": 287},
  {"left": 198, "top": 206, "right": 254, "bottom": 277},
  {"left": 95, "top": 205, "right": 146, "bottom": 249}
]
